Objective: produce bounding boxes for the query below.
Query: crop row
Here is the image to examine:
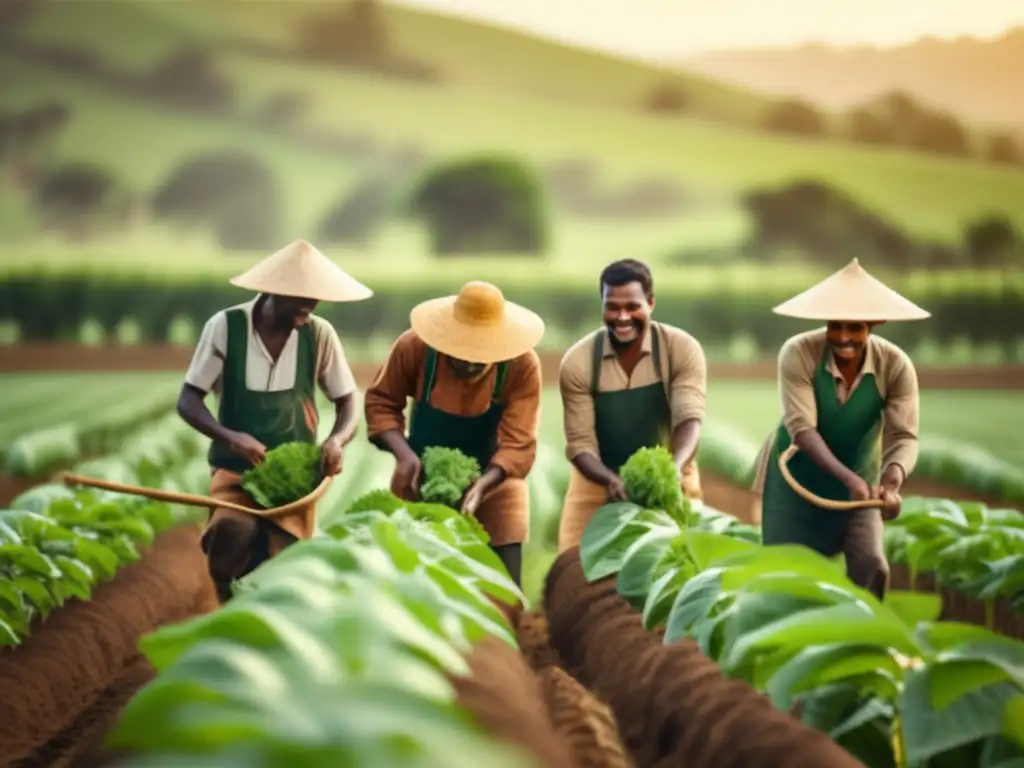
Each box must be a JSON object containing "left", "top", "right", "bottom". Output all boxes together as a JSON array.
[
  {"left": 574, "top": 449, "right": 1024, "bottom": 766},
  {"left": 1, "top": 414, "right": 209, "bottom": 646}
]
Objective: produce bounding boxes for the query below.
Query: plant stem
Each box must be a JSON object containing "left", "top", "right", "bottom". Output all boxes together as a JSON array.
[
  {"left": 893, "top": 715, "right": 907, "bottom": 768},
  {"left": 984, "top": 598, "right": 994, "bottom": 629}
]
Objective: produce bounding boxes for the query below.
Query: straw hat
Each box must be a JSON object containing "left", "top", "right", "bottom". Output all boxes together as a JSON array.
[
  {"left": 229, "top": 239, "right": 373, "bottom": 303},
  {"left": 773, "top": 258, "right": 930, "bottom": 322},
  {"left": 410, "top": 281, "right": 545, "bottom": 364}
]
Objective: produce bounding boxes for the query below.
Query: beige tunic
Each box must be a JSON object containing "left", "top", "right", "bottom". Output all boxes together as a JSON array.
[
  {"left": 557, "top": 322, "right": 707, "bottom": 552},
  {"left": 750, "top": 327, "right": 921, "bottom": 493},
  {"left": 185, "top": 298, "right": 357, "bottom": 401}
]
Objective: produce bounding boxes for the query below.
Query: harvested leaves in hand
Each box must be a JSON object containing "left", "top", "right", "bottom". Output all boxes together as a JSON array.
[
  {"left": 620, "top": 446, "right": 687, "bottom": 523},
  {"left": 241, "top": 442, "right": 322, "bottom": 509},
  {"left": 419, "top": 447, "right": 480, "bottom": 509}
]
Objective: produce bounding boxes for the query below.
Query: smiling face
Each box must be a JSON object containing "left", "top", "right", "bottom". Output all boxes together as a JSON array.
[
  {"left": 826, "top": 320, "right": 873, "bottom": 364},
  {"left": 268, "top": 295, "right": 319, "bottom": 330},
  {"left": 602, "top": 281, "right": 654, "bottom": 348}
]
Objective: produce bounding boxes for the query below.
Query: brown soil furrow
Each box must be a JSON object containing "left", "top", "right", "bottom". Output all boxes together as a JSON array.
[
  {"left": 544, "top": 548, "right": 867, "bottom": 768},
  {"left": 0, "top": 524, "right": 217, "bottom": 766},
  {"left": 450, "top": 636, "right": 579, "bottom": 768}
]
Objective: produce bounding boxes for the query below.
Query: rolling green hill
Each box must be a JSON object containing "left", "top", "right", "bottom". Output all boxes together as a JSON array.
[{"left": 2, "top": 0, "right": 1023, "bottom": 268}]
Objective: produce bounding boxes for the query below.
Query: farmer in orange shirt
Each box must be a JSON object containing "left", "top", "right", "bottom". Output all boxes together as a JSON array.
[
  {"left": 364, "top": 281, "right": 544, "bottom": 587},
  {"left": 752, "top": 258, "right": 929, "bottom": 600},
  {"left": 177, "top": 240, "right": 371, "bottom": 603}
]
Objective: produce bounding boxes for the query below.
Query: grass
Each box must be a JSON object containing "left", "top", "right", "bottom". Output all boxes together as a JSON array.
[{"left": 3, "top": 0, "right": 1024, "bottom": 253}]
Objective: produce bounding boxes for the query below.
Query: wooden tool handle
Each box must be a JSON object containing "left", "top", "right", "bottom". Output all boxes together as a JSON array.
[
  {"left": 777, "top": 445, "right": 886, "bottom": 511},
  {"left": 58, "top": 473, "right": 334, "bottom": 520}
]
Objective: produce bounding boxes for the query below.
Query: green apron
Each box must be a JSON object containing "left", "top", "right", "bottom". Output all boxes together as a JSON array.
[
  {"left": 591, "top": 324, "right": 672, "bottom": 474},
  {"left": 407, "top": 347, "right": 508, "bottom": 470},
  {"left": 761, "top": 346, "right": 885, "bottom": 555},
  {"left": 208, "top": 307, "right": 318, "bottom": 475}
]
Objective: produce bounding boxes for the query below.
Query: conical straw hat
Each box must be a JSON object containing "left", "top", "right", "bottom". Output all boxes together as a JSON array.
[
  {"left": 410, "top": 281, "right": 545, "bottom": 364},
  {"left": 229, "top": 240, "right": 373, "bottom": 303},
  {"left": 772, "top": 258, "right": 930, "bottom": 322}
]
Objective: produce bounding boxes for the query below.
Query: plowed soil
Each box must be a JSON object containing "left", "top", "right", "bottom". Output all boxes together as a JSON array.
[
  {"left": 543, "top": 548, "right": 868, "bottom": 768},
  {"left": 0, "top": 524, "right": 218, "bottom": 767}
]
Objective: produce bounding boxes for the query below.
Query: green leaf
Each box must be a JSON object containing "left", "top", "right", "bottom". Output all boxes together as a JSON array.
[
  {"left": 642, "top": 565, "right": 695, "bottom": 631},
  {"left": 662, "top": 567, "right": 723, "bottom": 642},
  {"left": 616, "top": 528, "right": 676, "bottom": 610},
  {"left": 1005, "top": 697, "right": 1024, "bottom": 749},
  {"left": 0, "top": 544, "right": 62, "bottom": 579},
  {"left": 0, "top": 617, "right": 20, "bottom": 645},
  {"left": 684, "top": 529, "right": 759, "bottom": 571},
  {"left": 12, "top": 576, "right": 56, "bottom": 616},
  {"left": 765, "top": 644, "right": 903, "bottom": 711},
  {"left": 579, "top": 502, "right": 676, "bottom": 581},
  {"left": 927, "top": 641, "right": 1024, "bottom": 710},
  {"left": 884, "top": 590, "right": 943, "bottom": 628}
]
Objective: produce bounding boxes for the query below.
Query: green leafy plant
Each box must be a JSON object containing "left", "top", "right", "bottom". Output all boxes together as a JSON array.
[
  {"left": 620, "top": 446, "right": 688, "bottom": 521},
  {"left": 419, "top": 447, "right": 480, "bottom": 509},
  {"left": 241, "top": 442, "right": 323, "bottom": 509}
]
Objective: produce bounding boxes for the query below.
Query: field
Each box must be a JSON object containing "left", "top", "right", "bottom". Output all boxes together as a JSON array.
[
  {"left": 0, "top": 366, "right": 1022, "bottom": 766},
  {"left": 3, "top": 0, "right": 1024, "bottom": 267}
]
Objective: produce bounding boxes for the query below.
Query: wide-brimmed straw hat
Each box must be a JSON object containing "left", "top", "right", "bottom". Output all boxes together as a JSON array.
[
  {"left": 229, "top": 239, "right": 373, "bottom": 303},
  {"left": 410, "top": 281, "right": 545, "bottom": 364},
  {"left": 773, "top": 258, "right": 930, "bottom": 322}
]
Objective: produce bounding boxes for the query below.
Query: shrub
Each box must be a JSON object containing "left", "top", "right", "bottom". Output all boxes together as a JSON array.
[
  {"left": 761, "top": 99, "right": 826, "bottom": 138},
  {"left": 407, "top": 155, "right": 549, "bottom": 256}
]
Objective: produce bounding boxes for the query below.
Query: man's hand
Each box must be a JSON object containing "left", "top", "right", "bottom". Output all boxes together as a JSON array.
[
  {"left": 605, "top": 474, "right": 628, "bottom": 503},
  {"left": 844, "top": 474, "right": 873, "bottom": 503},
  {"left": 460, "top": 467, "right": 505, "bottom": 516},
  {"left": 320, "top": 436, "right": 344, "bottom": 476},
  {"left": 392, "top": 454, "right": 423, "bottom": 501},
  {"left": 876, "top": 465, "right": 905, "bottom": 520},
  {"left": 227, "top": 431, "right": 267, "bottom": 466}
]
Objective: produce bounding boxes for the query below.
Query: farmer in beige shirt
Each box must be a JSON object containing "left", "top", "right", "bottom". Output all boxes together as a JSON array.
[
  {"left": 557, "top": 258, "right": 707, "bottom": 552},
  {"left": 177, "top": 240, "right": 371, "bottom": 602},
  {"left": 753, "top": 258, "right": 929, "bottom": 599}
]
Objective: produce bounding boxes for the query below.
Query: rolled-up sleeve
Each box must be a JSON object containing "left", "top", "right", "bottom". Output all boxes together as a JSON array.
[
  {"left": 881, "top": 351, "right": 920, "bottom": 478},
  {"left": 315, "top": 320, "right": 357, "bottom": 400},
  {"left": 559, "top": 349, "right": 598, "bottom": 461},
  {"left": 490, "top": 351, "right": 542, "bottom": 479},
  {"left": 667, "top": 330, "right": 707, "bottom": 427},
  {"left": 184, "top": 313, "right": 226, "bottom": 394},
  {"left": 779, "top": 337, "right": 818, "bottom": 439},
  {"left": 364, "top": 331, "right": 422, "bottom": 439}
]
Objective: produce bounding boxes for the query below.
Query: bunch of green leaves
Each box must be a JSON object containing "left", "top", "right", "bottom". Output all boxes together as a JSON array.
[
  {"left": 109, "top": 521, "right": 532, "bottom": 766},
  {"left": 619, "top": 446, "right": 688, "bottom": 524},
  {"left": 241, "top": 442, "right": 323, "bottom": 509},
  {"left": 581, "top": 495, "right": 1024, "bottom": 768},
  {"left": 419, "top": 447, "right": 481, "bottom": 509},
  {"left": 0, "top": 493, "right": 177, "bottom": 646}
]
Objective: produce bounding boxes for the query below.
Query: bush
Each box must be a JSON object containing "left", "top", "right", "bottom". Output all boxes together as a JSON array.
[
  {"left": 987, "top": 134, "right": 1020, "bottom": 165},
  {"left": 761, "top": 99, "right": 826, "bottom": 138},
  {"left": 32, "top": 162, "right": 127, "bottom": 238},
  {"left": 645, "top": 83, "right": 689, "bottom": 114},
  {"left": 150, "top": 150, "right": 283, "bottom": 251},
  {"left": 143, "top": 48, "right": 233, "bottom": 113},
  {"left": 963, "top": 215, "right": 1021, "bottom": 267},
  {"left": 407, "top": 155, "right": 549, "bottom": 256},
  {"left": 316, "top": 174, "right": 400, "bottom": 245}
]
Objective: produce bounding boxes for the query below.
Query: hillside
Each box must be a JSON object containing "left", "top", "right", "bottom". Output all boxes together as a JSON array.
[
  {"left": 681, "top": 28, "right": 1024, "bottom": 129},
  {"left": 2, "top": 0, "right": 1023, "bottom": 268}
]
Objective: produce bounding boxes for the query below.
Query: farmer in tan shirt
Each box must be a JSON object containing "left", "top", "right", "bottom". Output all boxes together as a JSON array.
[
  {"left": 753, "top": 258, "right": 929, "bottom": 600},
  {"left": 364, "top": 281, "right": 545, "bottom": 587},
  {"left": 557, "top": 258, "right": 707, "bottom": 553},
  {"left": 177, "top": 240, "right": 371, "bottom": 603}
]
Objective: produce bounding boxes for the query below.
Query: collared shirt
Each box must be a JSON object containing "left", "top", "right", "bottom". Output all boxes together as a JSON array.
[
  {"left": 363, "top": 329, "right": 542, "bottom": 480},
  {"left": 558, "top": 322, "right": 707, "bottom": 462},
  {"left": 184, "top": 298, "right": 357, "bottom": 400},
  {"left": 750, "top": 327, "right": 920, "bottom": 491}
]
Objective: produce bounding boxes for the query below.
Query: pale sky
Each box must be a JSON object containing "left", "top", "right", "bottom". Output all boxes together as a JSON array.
[{"left": 392, "top": 0, "right": 1024, "bottom": 59}]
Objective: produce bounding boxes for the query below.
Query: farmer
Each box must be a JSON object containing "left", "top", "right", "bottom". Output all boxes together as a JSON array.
[
  {"left": 557, "top": 258, "right": 708, "bottom": 553},
  {"left": 753, "top": 258, "right": 930, "bottom": 600},
  {"left": 177, "top": 239, "right": 372, "bottom": 603},
  {"left": 363, "top": 281, "right": 545, "bottom": 587}
]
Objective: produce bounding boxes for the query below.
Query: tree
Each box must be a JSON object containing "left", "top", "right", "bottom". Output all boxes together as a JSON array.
[
  {"left": 761, "top": 99, "right": 827, "bottom": 138},
  {"left": 645, "top": 82, "right": 688, "bottom": 115},
  {"left": 151, "top": 150, "right": 283, "bottom": 250},
  {"left": 407, "top": 155, "right": 549, "bottom": 256},
  {"left": 32, "top": 162, "right": 126, "bottom": 238},
  {"left": 963, "top": 214, "right": 1020, "bottom": 267},
  {"left": 987, "top": 134, "right": 1020, "bottom": 165},
  {"left": 847, "top": 106, "right": 891, "bottom": 145}
]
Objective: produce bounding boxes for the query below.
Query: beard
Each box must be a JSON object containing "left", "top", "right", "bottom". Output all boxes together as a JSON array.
[{"left": 606, "top": 318, "right": 645, "bottom": 349}]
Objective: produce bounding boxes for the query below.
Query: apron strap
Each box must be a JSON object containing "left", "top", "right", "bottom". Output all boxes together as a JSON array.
[
  {"left": 421, "top": 347, "right": 439, "bottom": 403},
  {"left": 491, "top": 362, "right": 508, "bottom": 403},
  {"left": 650, "top": 323, "right": 664, "bottom": 381},
  {"left": 589, "top": 330, "right": 605, "bottom": 396}
]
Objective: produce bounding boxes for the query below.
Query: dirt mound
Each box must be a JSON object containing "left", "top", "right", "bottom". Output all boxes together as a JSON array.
[
  {"left": 536, "top": 665, "right": 634, "bottom": 768},
  {"left": 516, "top": 609, "right": 563, "bottom": 670},
  {"left": 450, "top": 636, "right": 579, "bottom": 768},
  {"left": 544, "top": 548, "right": 867, "bottom": 768},
  {"left": 0, "top": 524, "right": 217, "bottom": 766}
]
